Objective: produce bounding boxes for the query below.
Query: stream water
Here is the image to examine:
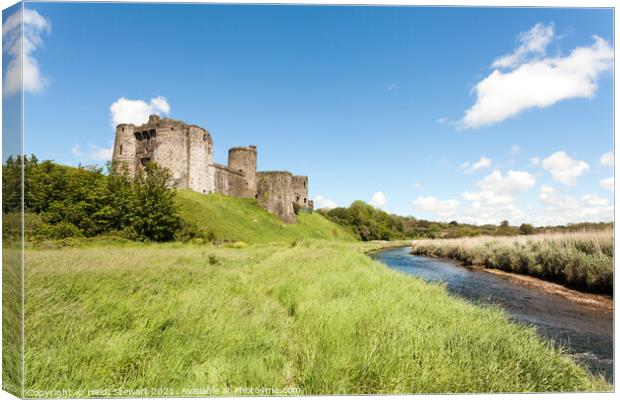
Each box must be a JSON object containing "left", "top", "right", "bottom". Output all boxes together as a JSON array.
[{"left": 370, "top": 247, "right": 613, "bottom": 382}]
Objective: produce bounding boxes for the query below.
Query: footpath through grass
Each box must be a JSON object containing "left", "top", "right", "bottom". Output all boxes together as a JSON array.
[{"left": 24, "top": 239, "right": 608, "bottom": 395}]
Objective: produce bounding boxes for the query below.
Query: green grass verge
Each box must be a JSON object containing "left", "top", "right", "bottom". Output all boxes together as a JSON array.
[
  {"left": 24, "top": 240, "right": 608, "bottom": 395},
  {"left": 175, "top": 191, "right": 357, "bottom": 244}
]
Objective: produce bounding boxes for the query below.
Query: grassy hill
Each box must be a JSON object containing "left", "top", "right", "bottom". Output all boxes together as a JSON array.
[{"left": 175, "top": 190, "right": 356, "bottom": 244}]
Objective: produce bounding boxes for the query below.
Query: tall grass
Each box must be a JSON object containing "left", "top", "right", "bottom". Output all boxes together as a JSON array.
[
  {"left": 23, "top": 240, "right": 608, "bottom": 395},
  {"left": 411, "top": 230, "right": 613, "bottom": 294}
]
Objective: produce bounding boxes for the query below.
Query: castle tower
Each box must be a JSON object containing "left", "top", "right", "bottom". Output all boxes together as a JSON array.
[
  {"left": 112, "top": 124, "right": 137, "bottom": 176},
  {"left": 292, "top": 175, "right": 311, "bottom": 209},
  {"left": 228, "top": 145, "right": 257, "bottom": 198},
  {"left": 256, "top": 171, "right": 296, "bottom": 224}
]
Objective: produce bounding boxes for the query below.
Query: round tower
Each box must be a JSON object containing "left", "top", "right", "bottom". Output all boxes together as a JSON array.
[
  {"left": 112, "top": 124, "right": 136, "bottom": 176},
  {"left": 256, "top": 171, "right": 295, "bottom": 224},
  {"left": 228, "top": 145, "right": 257, "bottom": 198}
]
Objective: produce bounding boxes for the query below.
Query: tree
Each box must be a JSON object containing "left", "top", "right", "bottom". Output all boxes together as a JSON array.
[
  {"left": 500, "top": 220, "right": 510, "bottom": 228},
  {"left": 519, "top": 223, "right": 535, "bottom": 235},
  {"left": 129, "top": 162, "right": 181, "bottom": 242}
]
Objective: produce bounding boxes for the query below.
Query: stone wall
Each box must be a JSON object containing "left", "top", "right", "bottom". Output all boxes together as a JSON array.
[
  {"left": 112, "top": 115, "right": 311, "bottom": 223},
  {"left": 257, "top": 171, "right": 296, "bottom": 224},
  {"left": 292, "top": 175, "right": 311, "bottom": 209}
]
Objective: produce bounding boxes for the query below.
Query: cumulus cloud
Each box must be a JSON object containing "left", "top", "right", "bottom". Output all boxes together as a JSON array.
[
  {"left": 457, "top": 169, "right": 535, "bottom": 225},
  {"left": 370, "top": 191, "right": 386, "bottom": 209},
  {"left": 413, "top": 196, "right": 460, "bottom": 218},
  {"left": 459, "top": 24, "right": 613, "bottom": 129},
  {"left": 110, "top": 96, "right": 170, "bottom": 127},
  {"left": 459, "top": 157, "right": 492, "bottom": 174},
  {"left": 599, "top": 151, "right": 614, "bottom": 168},
  {"left": 542, "top": 151, "right": 589, "bottom": 186},
  {"left": 492, "top": 23, "right": 555, "bottom": 69},
  {"left": 313, "top": 195, "right": 337, "bottom": 210},
  {"left": 90, "top": 146, "right": 113, "bottom": 161},
  {"left": 529, "top": 157, "right": 541, "bottom": 167},
  {"left": 2, "top": 8, "right": 51, "bottom": 97},
  {"left": 537, "top": 185, "right": 613, "bottom": 224},
  {"left": 601, "top": 177, "right": 614, "bottom": 192}
]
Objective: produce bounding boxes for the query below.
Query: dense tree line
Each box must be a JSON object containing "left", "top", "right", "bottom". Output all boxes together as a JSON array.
[
  {"left": 2, "top": 156, "right": 181, "bottom": 242},
  {"left": 319, "top": 201, "right": 613, "bottom": 241}
]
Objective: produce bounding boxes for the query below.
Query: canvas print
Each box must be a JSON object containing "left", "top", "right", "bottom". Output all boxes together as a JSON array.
[{"left": 1, "top": 1, "right": 615, "bottom": 397}]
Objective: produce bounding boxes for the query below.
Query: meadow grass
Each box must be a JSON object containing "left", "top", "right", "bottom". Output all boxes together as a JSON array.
[
  {"left": 175, "top": 191, "right": 356, "bottom": 244},
  {"left": 410, "top": 230, "right": 613, "bottom": 294},
  {"left": 23, "top": 239, "right": 609, "bottom": 395}
]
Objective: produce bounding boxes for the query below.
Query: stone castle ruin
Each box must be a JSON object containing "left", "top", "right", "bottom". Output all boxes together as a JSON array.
[{"left": 112, "top": 115, "right": 313, "bottom": 223}]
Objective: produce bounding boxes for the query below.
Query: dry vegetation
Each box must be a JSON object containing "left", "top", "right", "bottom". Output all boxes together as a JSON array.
[{"left": 410, "top": 230, "right": 613, "bottom": 294}]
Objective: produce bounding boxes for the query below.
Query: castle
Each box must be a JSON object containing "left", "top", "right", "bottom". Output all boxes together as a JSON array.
[{"left": 112, "top": 115, "right": 313, "bottom": 223}]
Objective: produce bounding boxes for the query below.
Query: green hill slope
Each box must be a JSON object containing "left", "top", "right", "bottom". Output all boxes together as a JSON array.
[{"left": 176, "top": 190, "right": 356, "bottom": 244}]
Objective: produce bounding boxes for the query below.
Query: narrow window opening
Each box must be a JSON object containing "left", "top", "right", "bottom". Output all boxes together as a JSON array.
[{"left": 119, "top": 145, "right": 123, "bottom": 155}]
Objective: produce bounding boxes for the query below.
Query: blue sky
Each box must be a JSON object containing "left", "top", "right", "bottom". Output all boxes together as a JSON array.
[{"left": 2, "top": 3, "right": 614, "bottom": 225}]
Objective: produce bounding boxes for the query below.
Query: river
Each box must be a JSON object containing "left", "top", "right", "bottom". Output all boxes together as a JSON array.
[{"left": 370, "top": 246, "right": 613, "bottom": 382}]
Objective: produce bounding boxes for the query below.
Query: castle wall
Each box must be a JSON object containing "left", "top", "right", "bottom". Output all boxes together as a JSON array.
[
  {"left": 227, "top": 146, "right": 257, "bottom": 198},
  {"left": 292, "top": 175, "right": 311, "bottom": 209},
  {"left": 257, "top": 171, "right": 296, "bottom": 224},
  {"left": 112, "top": 115, "right": 310, "bottom": 223}
]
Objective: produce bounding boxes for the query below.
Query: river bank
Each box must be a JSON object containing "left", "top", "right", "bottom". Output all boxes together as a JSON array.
[
  {"left": 371, "top": 247, "right": 613, "bottom": 382},
  {"left": 410, "top": 230, "right": 613, "bottom": 294}
]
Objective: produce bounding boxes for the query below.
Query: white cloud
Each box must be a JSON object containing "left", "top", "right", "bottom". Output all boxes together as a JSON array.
[
  {"left": 90, "top": 146, "right": 113, "bottom": 161},
  {"left": 537, "top": 185, "right": 613, "bottom": 224},
  {"left": 459, "top": 157, "right": 492, "bottom": 174},
  {"left": 2, "top": 8, "right": 51, "bottom": 97},
  {"left": 110, "top": 96, "right": 170, "bottom": 127},
  {"left": 413, "top": 182, "right": 422, "bottom": 190},
  {"left": 71, "top": 143, "right": 82, "bottom": 156},
  {"left": 436, "top": 117, "right": 448, "bottom": 125},
  {"left": 599, "top": 151, "right": 614, "bottom": 168},
  {"left": 529, "top": 157, "right": 541, "bottom": 167},
  {"left": 370, "top": 191, "right": 387, "bottom": 209},
  {"left": 456, "top": 169, "right": 535, "bottom": 225},
  {"left": 492, "top": 23, "right": 555, "bottom": 69},
  {"left": 510, "top": 145, "right": 521, "bottom": 156},
  {"left": 601, "top": 177, "right": 614, "bottom": 192},
  {"left": 313, "top": 195, "right": 337, "bottom": 210},
  {"left": 413, "top": 196, "right": 460, "bottom": 218},
  {"left": 477, "top": 169, "right": 536, "bottom": 193},
  {"left": 542, "top": 151, "right": 589, "bottom": 186},
  {"left": 459, "top": 28, "right": 613, "bottom": 129}
]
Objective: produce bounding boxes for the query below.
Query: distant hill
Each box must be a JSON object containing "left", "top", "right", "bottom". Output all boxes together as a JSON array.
[{"left": 176, "top": 190, "right": 357, "bottom": 244}]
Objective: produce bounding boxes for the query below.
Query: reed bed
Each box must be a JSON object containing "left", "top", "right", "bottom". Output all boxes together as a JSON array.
[{"left": 410, "top": 230, "right": 613, "bottom": 294}]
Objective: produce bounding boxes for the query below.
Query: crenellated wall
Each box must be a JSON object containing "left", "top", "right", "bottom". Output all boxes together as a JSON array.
[{"left": 112, "top": 115, "right": 311, "bottom": 223}]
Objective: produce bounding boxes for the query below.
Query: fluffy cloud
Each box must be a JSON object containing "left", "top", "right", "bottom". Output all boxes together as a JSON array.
[
  {"left": 2, "top": 8, "right": 51, "bottom": 97},
  {"left": 413, "top": 196, "right": 460, "bottom": 218},
  {"left": 370, "top": 191, "right": 386, "bottom": 209},
  {"left": 492, "top": 23, "right": 555, "bottom": 69},
  {"left": 71, "top": 143, "right": 113, "bottom": 162},
  {"left": 313, "top": 195, "right": 337, "bottom": 210},
  {"left": 529, "top": 157, "right": 541, "bottom": 167},
  {"left": 459, "top": 157, "right": 492, "bottom": 174},
  {"left": 459, "top": 24, "right": 613, "bottom": 129},
  {"left": 477, "top": 170, "right": 536, "bottom": 193},
  {"left": 599, "top": 151, "right": 614, "bottom": 168},
  {"left": 601, "top": 177, "right": 614, "bottom": 192},
  {"left": 457, "top": 169, "right": 535, "bottom": 225},
  {"left": 537, "top": 185, "right": 613, "bottom": 224},
  {"left": 90, "top": 146, "right": 113, "bottom": 161},
  {"left": 110, "top": 96, "right": 170, "bottom": 127},
  {"left": 542, "top": 151, "right": 589, "bottom": 186}
]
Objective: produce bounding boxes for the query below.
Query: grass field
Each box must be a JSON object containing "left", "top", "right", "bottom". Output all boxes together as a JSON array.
[
  {"left": 23, "top": 239, "right": 609, "bottom": 395},
  {"left": 175, "top": 191, "right": 356, "bottom": 244},
  {"left": 410, "top": 230, "right": 613, "bottom": 294}
]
